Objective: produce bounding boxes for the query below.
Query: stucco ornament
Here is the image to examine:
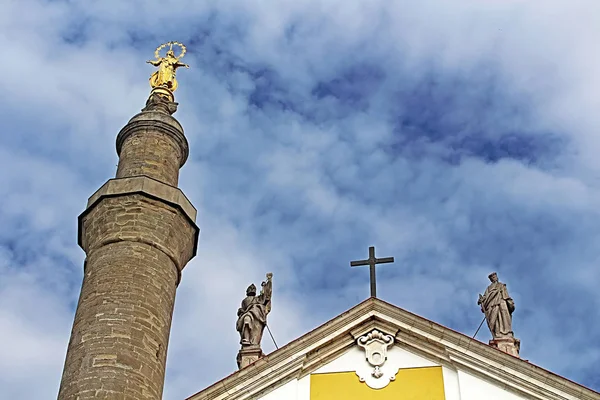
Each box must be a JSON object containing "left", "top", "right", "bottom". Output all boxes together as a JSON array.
[{"left": 355, "top": 329, "right": 398, "bottom": 389}]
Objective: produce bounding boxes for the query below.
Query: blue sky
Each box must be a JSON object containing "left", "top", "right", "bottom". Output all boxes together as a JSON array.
[{"left": 1, "top": 0, "right": 599, "bottom": 398}]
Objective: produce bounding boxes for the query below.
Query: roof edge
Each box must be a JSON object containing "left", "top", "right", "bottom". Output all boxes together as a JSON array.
[{"left": 186, "top": 297, "right": 599, "bottom": 400}]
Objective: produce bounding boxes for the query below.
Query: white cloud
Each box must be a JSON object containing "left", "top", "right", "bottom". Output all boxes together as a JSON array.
[{"left": 1, "top": 0, "right": 599, "bottom": 398}]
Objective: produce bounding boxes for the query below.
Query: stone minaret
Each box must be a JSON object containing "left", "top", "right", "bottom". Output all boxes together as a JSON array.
[{"left": 58, "top": 43, "right": 199, "bottom": 400}]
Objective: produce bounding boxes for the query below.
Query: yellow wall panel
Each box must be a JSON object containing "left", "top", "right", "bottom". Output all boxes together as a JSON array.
[{"left": 310, "top": 366, "right": 445, "bottom": 400}]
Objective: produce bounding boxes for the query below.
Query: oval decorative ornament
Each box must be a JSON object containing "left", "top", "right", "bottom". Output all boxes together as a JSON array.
[{"left": 356, "top": 329, "right": 398, "bottom": 389}]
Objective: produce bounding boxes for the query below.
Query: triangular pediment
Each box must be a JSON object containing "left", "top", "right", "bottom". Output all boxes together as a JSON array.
[{"left": 187, "top": 298, "right": 599, "bottom": 400}]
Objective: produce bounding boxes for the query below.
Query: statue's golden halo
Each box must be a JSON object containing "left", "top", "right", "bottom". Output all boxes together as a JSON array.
[{"left": 154, "top": 41, "right": 187, "bottom": 60}]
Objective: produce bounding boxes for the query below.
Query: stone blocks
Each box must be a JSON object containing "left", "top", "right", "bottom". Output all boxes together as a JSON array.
[
  {"left": 58, "top": 176, "right": 198, "bottom": 400},
  {"left": 116, "top": 111, "right": 188, "bottom": 187}
]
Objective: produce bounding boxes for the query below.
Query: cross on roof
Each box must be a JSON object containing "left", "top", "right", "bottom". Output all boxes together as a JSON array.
[{"left": 350, "top": 246, "right": 395, "bottom": 298}]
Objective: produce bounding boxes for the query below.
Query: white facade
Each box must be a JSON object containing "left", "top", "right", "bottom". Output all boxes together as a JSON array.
[
  {"left": 189, "top": 299, "right": 599, "bottom": 400},
  {"left": 257, "top": 345, "right": 530, "bottom": 400},
  {"left": 457, "top": 371, "right": 528, "bottom": 400}
]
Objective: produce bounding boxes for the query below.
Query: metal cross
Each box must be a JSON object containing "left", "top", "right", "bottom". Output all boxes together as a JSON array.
[{"left": 350, "top": 246, "right": 395, "bottom": 298}]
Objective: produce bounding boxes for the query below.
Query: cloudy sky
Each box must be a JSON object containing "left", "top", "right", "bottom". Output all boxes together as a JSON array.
[{"left": 1, "top": 0, "right": 600, "bottom": 398}]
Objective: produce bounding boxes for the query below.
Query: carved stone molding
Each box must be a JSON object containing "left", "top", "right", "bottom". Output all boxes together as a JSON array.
[
  {"left": 142, "top": 90, "right": 179, "bottom": 115},
  {"left": 355, "top": 329, "right": 398, "bottom": 389}
]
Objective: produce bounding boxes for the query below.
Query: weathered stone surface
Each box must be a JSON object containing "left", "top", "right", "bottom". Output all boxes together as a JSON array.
[
  {"left": 489, "top": 337, "right": 521, "bottom": 357},
  {"left": 236, "top": 345, "right": 263, "bottom": 369},
  {"left": 478, "top": 272, "right": 520, "bottom": 358},
  {"left": 478, "top": 272, "right": 516, "bottom": 339},
  {"left": 116, "top": 111, "right": 188, "bottom": 186},
  {"left": 83, "top": 175, "right": 198, "bottom": 251},
  {"left": 80, "top": 193, "right": 197, "bottom": 277},
  {"left": 236, "top": 273, "right": 272, "bottom": 369},
  {"left": 59, "top": 241, "right": 176, "bottom": 399},
  {"left": 59, "top": 193, "right": 197, "bottom": 400},
  {"left": 58, "top": 105, "right": 198, "bottom": 400}
]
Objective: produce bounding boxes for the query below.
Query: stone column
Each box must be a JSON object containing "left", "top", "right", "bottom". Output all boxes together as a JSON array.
[{"left": 58, "top": 91, "right": 199, "bottom": 400}]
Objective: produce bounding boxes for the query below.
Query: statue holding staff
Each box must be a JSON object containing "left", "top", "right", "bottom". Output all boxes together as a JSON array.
[
  {"left": 478, "top": 272, "right": 515, "bottom": 339},
  {"left": 236, "top": 273, "right": 273, "bottom": 347}
]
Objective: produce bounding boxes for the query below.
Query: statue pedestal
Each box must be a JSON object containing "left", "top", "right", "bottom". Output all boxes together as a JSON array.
[
  {"left": 237, "top": 345, "right": 264, "bottom": 369},
  {"left": 490, "top": 337, "right": 520, "bottom": 357}
]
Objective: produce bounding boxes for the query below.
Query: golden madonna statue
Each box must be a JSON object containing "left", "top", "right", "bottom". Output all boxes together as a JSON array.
[{"left": 147, "top": 42, "right": 189, "bottom": 92}]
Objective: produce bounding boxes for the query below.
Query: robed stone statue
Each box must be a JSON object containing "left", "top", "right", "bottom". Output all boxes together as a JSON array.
[
  {"left": 236, "top": 273, "right": 273, "bottom": 347},
  {"left": 478, "top": 272, "right": 515, "bottom": 339}
]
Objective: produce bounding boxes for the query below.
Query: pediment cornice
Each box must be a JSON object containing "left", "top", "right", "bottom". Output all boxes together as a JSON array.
[{"left": 187, "top": 298, "right": 599, "bottom": 400}]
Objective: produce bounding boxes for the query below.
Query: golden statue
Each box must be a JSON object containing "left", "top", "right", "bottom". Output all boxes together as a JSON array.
[{"left": 147, "top": 42, "right": 189, "bottom": 92}]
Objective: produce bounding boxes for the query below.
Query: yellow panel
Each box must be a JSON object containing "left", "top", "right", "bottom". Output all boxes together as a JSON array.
[{"left": 310, "top": 367, "right": 445, "bottom": 400}]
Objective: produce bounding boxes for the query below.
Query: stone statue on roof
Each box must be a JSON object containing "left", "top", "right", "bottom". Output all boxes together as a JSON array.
[
  {"left": 478, "top": 272, "right": 515, "bottom": 339},
  {"left": 236, "top": 273, "right": 273, "bottom": 347}
]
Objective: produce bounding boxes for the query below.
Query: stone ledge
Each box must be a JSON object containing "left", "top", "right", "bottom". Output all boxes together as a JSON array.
[
  {"left": 79, "top": 176, "right": 199, "bottom": 258},
  {"left": 87, "top": 176, "right": 196, "bottom": 220},
  {"left": 187, "top": 298, "right": 600, "bottom": 400}
]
